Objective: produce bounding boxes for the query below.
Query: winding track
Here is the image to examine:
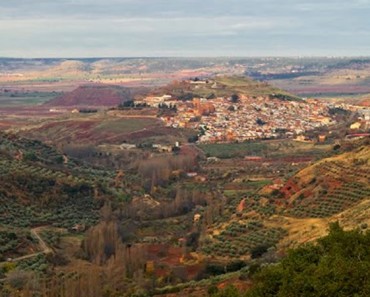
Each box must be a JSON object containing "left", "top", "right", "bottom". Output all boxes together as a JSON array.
[{"left": 0, "top": 227, "right": 53, "bottom": 267}]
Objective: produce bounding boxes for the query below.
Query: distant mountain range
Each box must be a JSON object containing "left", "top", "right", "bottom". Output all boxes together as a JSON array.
[{"left": 2, "top": 57, "right": 370, "bottom": 99}]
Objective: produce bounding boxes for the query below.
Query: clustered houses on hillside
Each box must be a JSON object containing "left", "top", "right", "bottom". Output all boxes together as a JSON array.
[
  {"left": 330, "top": 102, "right": 370, "bottom": 131},
  {"left": 357, "top": 109, "right": 370, "bottom": 130},
  {"left": 159, "top": 95, "right": 336, "bottom": 143},
  {"left": 138, "top": 94, "right": 175, "bottom": 107}
]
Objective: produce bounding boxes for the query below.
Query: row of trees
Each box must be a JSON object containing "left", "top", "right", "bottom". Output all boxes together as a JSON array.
[{"left": 137, "top": 155, "right": 197, "bottom": 192}]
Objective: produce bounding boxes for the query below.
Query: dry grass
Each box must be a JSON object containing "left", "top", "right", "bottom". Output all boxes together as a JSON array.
[{"left": 266, "top": 197, "right": 370, "bottom": 251}]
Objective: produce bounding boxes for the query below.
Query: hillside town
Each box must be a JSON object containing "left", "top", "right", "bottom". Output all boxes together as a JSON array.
[{"left": 141, "top": 93, "right": 338, "bottom": 143}]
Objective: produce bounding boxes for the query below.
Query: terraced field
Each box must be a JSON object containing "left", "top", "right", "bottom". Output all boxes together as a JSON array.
[
  {"left": 0, "top": 132, "right": 131, "bottom": 228},
  {"left": 290, "top": 182, "right": 370, "bottom": 218},
  {"left": 286, "top": 146, "right": 370, "bottom": 218},
  {"left": 202, "top": 221, "right": 287, "bottom": 258}
]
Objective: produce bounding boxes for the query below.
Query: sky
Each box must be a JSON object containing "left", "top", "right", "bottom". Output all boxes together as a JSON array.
[{"left": 1, "top": 0, "right": 370, "bottom": 58}]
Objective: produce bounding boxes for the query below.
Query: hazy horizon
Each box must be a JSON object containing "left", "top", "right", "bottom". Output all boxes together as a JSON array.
[{"left": 2, "top": 55, "right": 370, "bottom": 60}]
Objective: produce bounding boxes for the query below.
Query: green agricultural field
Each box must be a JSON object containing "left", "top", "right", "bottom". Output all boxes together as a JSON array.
[
  {"left": 223, "top": 180, "right": 272, "bottom": 197},
  {"left": 223, "top": 189, "right": 253, "bottom": 197},
  {"left": 0, "top": 92, "right": 59, "bottom": 106},
  {"left": 198, "top": 140, "right": 332, "bottom": 159},
  {"left": 198, "top": 142, "right": 268, "bottom": 159},
  {"left": 95, "top": 118, "right": 160, "bottom": 134}
]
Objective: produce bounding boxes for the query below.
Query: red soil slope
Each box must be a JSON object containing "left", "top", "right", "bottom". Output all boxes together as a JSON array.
[{"left": 46, "top": 84, "right": 132, "bottom": 107}]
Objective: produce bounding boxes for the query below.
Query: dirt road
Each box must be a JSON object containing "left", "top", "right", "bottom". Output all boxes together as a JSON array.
[{"left": 0, "top": 227, "right": 53, "bottom": 267}]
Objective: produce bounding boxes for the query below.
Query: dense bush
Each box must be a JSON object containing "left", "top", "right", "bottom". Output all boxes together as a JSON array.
[
  {"left": 211, "top": 223, "right": 370, "bottom": 297},
  {"left": 0, "top": 230, "right": 34, "bottom": 261}
]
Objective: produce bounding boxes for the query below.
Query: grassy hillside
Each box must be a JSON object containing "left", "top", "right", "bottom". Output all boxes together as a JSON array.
[
  {"left": 280, "top": 143, "right": 370, "bottom": 218},
  {"left": 0, "top": 137, "right": 368, "bottom": 296},
  {"left": 0, "top": 132, "right": 132, "bottom": 229},
  {"left": 198, "top": 140, "right": 369, "bottom": 259},
  {"left": 146, "top": 142, "right": 370, "bottom": 296},
  {"left": 247, "top": 140, "right": 370, "bottom": 248},
  {"left": 17, "top": 114, "right": 195, "bottom": 146},
  {"left": 151, "top": 76, "right": 301, "bottom": 101},
  {"left": 206, "top": 223, "right": 370, "bottom": 297}
]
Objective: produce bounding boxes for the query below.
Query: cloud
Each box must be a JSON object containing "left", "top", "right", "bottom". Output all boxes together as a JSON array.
[{"left": 0, "top": 0, "right": 369, "bottom": 57}]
